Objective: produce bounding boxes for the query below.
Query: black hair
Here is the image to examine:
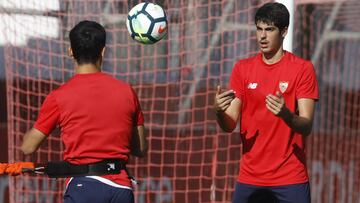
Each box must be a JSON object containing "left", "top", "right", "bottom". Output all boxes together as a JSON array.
[
  {"left": 69, "top": 20, "right": 106, "bottom": 65},
  {"left": 255, "top": 2, "right": 289, "bottom": 32}
]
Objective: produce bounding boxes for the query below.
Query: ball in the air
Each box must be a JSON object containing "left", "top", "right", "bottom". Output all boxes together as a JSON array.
[{"left": 126, "top": 2, "right": 168, "bottom": 44}]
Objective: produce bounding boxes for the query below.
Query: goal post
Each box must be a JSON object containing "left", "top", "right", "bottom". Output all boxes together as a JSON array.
[{"left": 275, "top": 0, "right": 294, "bottom": 52}]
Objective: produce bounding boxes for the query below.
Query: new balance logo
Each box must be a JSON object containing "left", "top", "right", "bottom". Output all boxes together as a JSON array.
[
  {"left": 247, "top": 83, "right": 258, "bottom": 89},
  {"left": 107, "top": 163, "right": 115, "bottom": 171}
]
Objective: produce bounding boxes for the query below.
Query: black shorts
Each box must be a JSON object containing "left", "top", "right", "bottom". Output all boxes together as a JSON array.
[{"left": 232, "top": 181, "right": 311, "bottom": 203}]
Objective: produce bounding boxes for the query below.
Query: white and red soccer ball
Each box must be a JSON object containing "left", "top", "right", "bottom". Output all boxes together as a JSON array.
[{"left": 126, "top": 2, "right": 168, "bottom": 44}]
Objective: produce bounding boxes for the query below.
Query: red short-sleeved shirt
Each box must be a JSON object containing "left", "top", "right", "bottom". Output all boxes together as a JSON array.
[
  {"left": 34, "top": 72, "right": 144, "bottom": 187},
  {"left": 230, "top": 52, "right": 319, "bottom": 186}
]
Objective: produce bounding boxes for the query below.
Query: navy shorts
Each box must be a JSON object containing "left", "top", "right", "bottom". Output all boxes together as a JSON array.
[
  {"left": 63, "top": 177, "right": 134, "bottom": 203},
  {"left": 232, "top": 181, "right": 311, "bottom": 203}
]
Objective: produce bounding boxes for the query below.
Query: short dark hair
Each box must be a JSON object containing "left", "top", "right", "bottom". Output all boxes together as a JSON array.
[
  {"left": 255, "top": 2, "right": 289, "bottom": 32},
  {"left": 69, "top": 20, "right": 106, "bottom": 65}
]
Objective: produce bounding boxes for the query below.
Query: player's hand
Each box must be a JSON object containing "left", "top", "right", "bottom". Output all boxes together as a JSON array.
[
  {"left": 265, "top": 91, "right": 287, "bottom": 117},
  {"left": 214, "top": 85, "right": 236, "bottom": 113}
]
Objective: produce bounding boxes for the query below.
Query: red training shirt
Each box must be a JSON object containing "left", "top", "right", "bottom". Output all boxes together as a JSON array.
[
  {"left": 34, "top": 72, "right": 144, "bottom": 187},
  {"left": 230, "top": 51, "right": 319, "bottom": 186}
]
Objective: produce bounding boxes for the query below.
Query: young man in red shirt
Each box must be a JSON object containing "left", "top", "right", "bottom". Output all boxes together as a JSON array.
[
  {"left": 214, "top": 3, "right": 318, "bottom": 203},
  {"left": 21, "top": 20, "right": 147, "bottom": 203}
]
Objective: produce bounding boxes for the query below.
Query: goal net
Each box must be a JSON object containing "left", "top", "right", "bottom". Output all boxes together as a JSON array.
[
  {"left": 2, "top": 0, "right": 360, "bottom": 202},
  {"left": 295, "top": 1, "right": 360, "bottom": 202}
]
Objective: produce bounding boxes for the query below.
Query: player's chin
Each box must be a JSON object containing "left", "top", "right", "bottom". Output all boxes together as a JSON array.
[{"left": 260, "top": 47, "right": 272, "bottom": 53}]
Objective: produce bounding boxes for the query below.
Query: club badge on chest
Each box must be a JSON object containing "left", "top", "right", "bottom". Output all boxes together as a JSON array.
[{"left": 279, "top": 81, "right": 289, "bottom": 93}]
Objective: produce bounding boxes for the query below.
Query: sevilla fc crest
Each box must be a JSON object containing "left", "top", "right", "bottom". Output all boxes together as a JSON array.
[{"left": 279, "top": 81, "right": 289, "bottom": 93}]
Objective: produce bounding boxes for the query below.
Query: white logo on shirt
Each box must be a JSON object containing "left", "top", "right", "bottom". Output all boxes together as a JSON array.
[
  {"left": 279, "top": 81, "right": 289, "bottom": 93},
  {"left": 107, "top": 163, "right": 115, "bottom": 171},
  {"left": 247, "top": 83, "right": 258, "bottom": 89}
]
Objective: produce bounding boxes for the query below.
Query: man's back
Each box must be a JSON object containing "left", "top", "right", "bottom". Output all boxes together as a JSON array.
[
  {"left": 35, "top": 72, "right": 144, "bottom": 165},
  {"left": 21, "top": 20, "right": 145, "bottom": 203}
]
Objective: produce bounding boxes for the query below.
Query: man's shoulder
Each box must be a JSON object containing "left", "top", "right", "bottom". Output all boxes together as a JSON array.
[
  {"left": 52, "top": 73, "right": 132, "bottom": 96},
  {"left": 51, "top": 76, "right": 77, "bottom": 93},
  {"left": 63, "top": 73, "right": 131, "bottom": 87},
  {"left": 234, "top": 53, "right": 260, "bottom": 68},
  {"left": 99, "top": 73, "right": 130, "bottom": 86},
  {"left": 286, "top": 52, "right": 313, "bottom": 67}
]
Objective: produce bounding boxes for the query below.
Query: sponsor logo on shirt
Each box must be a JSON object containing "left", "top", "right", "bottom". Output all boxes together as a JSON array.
[
  {"left": 247, "top": 83, "right": 258, "bottom": 89},
  {"left": 279, "top": 81, "right": 289, "bottom": 93}
]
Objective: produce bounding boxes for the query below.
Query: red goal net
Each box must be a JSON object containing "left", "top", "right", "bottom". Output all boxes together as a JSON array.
[{"left": 2, "top": 0, "right": 360, "bottom": 203}]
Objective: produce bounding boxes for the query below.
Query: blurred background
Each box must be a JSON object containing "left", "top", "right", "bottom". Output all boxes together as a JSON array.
[{"left": 0, "top": 0, "right": 359, "bottom": 202}]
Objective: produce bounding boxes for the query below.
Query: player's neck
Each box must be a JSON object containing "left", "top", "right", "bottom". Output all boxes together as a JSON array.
[
  {"left": 75, "top": 63, "right": 101, "bottom": 74},
  {"left": 262, "top": 47, "right": 285, "bottom": 65}
]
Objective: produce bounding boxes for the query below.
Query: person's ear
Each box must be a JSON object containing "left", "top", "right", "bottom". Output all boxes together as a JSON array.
[
  {"left": 101, "top": 47, "right": 106, "bottom": 57},
  {"left": 281, "top": 27, "right": 288, "bottom": 38},
  {"left": 68, "top": 47, "right": 74, "bottom": 58}
]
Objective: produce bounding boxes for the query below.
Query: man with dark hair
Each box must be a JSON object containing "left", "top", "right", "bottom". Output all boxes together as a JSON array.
[
  {"left": 21, "top": 20, "right": 147, "bottom": 203},
  {"left": 69, "top": 20, "right": 106, "bottom": 65},
  {"left": 214, "top": 2, "right": 318, "bottom": 203}
]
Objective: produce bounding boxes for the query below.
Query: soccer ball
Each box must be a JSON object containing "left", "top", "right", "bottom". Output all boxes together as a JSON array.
[{"left": 126, "top": 2, "right": 168, "bottom": 44}]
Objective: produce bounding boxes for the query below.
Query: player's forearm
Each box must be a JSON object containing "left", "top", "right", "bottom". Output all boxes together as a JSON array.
[
  {"left": 215, "top": 97, "right": 241, "bottom": 133},
  {"left": 279, "top": 107, "right": 313, "bottom": 136},
  {"left": 21, "top": 128, "right": 47, "bottom": 155},
  {"left": 130, "top": 125, "right": 148, "bottom": 157},
  {"left": 21, "top": 139, "right": 37, "bottom": 155},
  {"left": 216, "top": 111, "right": 237, "bottom": 133},
  {"left": 136, "top": 133, "right": 148, "bottom": 158},
  {"left": 130, "top": 145, "right": 147, "bottom": 157},
  {"left": 130, "top": 141, "right": 147, "bottom": 157}
]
